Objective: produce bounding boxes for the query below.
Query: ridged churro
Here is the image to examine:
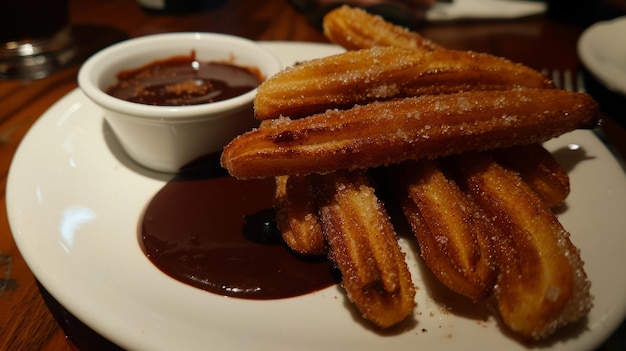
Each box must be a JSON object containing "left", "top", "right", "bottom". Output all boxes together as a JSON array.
[
  {"left": 253, "top": 46, "right": 553, "bottom": 120},
  {"left": 315, "top": 170, "right": 416, "bottom": 328},
  {"left": 387, "top": 159, "right": 497, "bottom": 302},
  {"left": 491, "top": 143, "right": 570, "bottom": 208},
  {"left": 222, "top": 89, "right": 600, "bottom": 179},
  {"left": 323, "top": 5, "right": 442, "bottom": 52},
  {"left": 445, "top": 152, "right": 592, "bottom": 340},
  {"left": 274, "top": 175, "right": 327, "bottom": 255}
]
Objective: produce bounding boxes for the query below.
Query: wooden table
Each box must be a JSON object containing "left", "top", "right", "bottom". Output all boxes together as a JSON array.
[{"left": 1, "top": 0, "right": 624, "bottom": 349}]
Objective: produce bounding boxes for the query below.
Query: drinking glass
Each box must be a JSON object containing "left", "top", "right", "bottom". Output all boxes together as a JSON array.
[{"left": 0, "top": 0, "right": 75, "bottom": 79}]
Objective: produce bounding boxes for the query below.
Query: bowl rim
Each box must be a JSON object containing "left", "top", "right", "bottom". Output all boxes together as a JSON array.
[{"left": 77, "top": 32, "right": 281, "bottom": 121}]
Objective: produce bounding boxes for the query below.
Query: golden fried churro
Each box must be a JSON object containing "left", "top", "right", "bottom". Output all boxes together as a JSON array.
[
  {"left": 491, "top": 143, "right": 570, "bottom": 208},
  {"left": 315, "top": 170, "right": 416, "bottom": 328},
  {"left": 323, "top": 5, "right": 442, "bottom": 52},
  {"left": 222, "top": 89, "right": 600, "bottom": 179},
  {"left": 253, "top": 46, "right": 553, "bottom": 120},
  {"left": 274, "top": 175, "right": 327, "bottom": 255},
  {"left": 446, "top": 152, "right": 592, "bottom": 340},
  {"left": 387, "top": 159, "right": 496, "bottom": 302}
]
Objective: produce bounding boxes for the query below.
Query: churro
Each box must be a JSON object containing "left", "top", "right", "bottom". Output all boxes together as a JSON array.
[
  {"left": 315, "top": 170, "right": 416, "bottom": 328},
  {"left": 222, "top": 89, "right": 600, "bottom": 179},
  {"left": 491, "top": 143, "right": 570, "bottom": 208},
  {"left": 274, "top": 175, "right": 327, "bottom": 255},
  {"left": 445, "top": 152, "right": 592, "bottom": 340},
  {"left": 323, "top": 5, "right": 442, "bottom": 52},
  {"left": 253, "top": 46, "right": 553, "bottom": 120},
  {"left": 387, "top": 159, "right": 497, "bottom": 301}
]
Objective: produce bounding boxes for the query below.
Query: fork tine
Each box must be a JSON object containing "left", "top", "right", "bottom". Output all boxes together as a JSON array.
[
  {"left": 551, "top": 70, "right": 562, "bottom": 89},
  {"left": 576, "top": 70, "right": 586, "bottom": 93},
  {"left": 563, "top": 69, "right": 574, "bottom": 92}
]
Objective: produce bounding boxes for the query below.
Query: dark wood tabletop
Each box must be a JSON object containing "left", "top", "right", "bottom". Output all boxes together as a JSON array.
[{"left": 1, "top": 0, "right": 624, "bottom": 349}]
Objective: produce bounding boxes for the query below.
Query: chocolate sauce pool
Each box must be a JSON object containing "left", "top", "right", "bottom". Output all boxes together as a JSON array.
[{"left": 140, "top": 157, "right": 338, "bottom": 299}]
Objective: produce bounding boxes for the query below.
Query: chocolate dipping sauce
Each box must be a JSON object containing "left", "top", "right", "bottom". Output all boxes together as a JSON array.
[
  {"left": 106, "top": 51, "right": 261, "bottom": 106},
  {"left": 140, "top": 156, "right": 338, "bottom": 299}
]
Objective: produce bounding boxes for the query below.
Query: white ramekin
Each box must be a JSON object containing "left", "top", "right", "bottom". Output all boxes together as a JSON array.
[{"left": 78, "top": 32, "right": 281, "bottom": 173}]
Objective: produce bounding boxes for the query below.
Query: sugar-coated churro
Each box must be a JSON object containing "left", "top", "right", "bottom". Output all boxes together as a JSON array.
[
  {"left": 253, "top": 46, "right": 553, "bottom": 120},
  {"left": 323, "top": 5, "right": 442, "bottom": 52},
  {"left": 386, "top": 159, "right": 497, "bottom": 301},
  {"left": 274, "top": 175, "right": 327, "bottom": 255},
  {"left": 223, "top": 89, "right": 600, "bottom": 179},
  {"left": 315, "top": 170, "right": 416, "bottom": 328},
  {"left": 445, "top": 152, "right": 592, "bottom": 340},
  {"left": 491, "top": 143, "right": 570, "bottom": 208}
]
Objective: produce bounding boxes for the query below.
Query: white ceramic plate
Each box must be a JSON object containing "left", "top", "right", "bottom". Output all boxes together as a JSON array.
[
  {"left": 578, "top": 16, "right": 626, "bottom": 96},
  {"left": 7, "top": 42, "right": 626, "bottom": 351}
]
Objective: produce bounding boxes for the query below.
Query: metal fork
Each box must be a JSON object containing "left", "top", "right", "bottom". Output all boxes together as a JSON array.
[{"left": 541, "top": 68, "right": 586, "bottom": 93}]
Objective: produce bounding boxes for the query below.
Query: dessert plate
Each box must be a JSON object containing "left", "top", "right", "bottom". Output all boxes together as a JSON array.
[
  {"left": 7, "top": 42, "right": 626, "bottom": 350},
  {"left": 578, "top": 16, "right": 626, "bottom": 96}
]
